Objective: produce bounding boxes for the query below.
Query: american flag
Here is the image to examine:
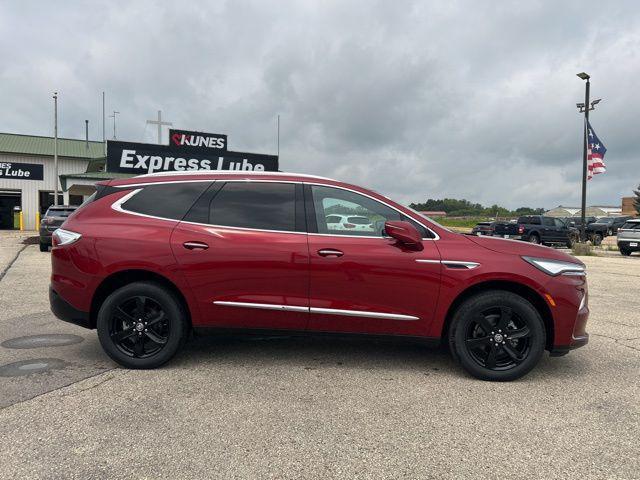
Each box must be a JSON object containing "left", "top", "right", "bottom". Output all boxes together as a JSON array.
[{"left": 586, "top": 121, "right": 607, "bottom": 180}]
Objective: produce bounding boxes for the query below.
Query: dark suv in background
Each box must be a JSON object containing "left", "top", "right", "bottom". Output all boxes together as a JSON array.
[
  {"left": 492, "top": 215, "right": 577, "bottom": 247},
  {"left": 586, "top": 216, "right": 632, "bottom": 244},
  {"left": 39, "top": 205, "right": 77, "bottom": 251}
]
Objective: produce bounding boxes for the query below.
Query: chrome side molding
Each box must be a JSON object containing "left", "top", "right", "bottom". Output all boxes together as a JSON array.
[
  {"left": 213, "top": 301, "right": 419, "bottom": 321},
  {"left": 415, "top": 259, "right": 480, "bottom": 269}
]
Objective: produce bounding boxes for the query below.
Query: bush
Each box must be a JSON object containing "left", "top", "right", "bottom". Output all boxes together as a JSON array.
[{"left": 572, "top": 242, "right": 596, "bottom": 256}]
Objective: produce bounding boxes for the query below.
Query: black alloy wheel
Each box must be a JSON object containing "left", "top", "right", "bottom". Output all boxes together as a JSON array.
[
  {"left": 449, "top": 291, "right": 545, "bottom": 381},
  {"left": 97, "top": 282, "right": 188, "bottom": 369},
  {"left": 463, "top": 307, "right": 532, "bottom": 371},
  {"left": 109, "top": 296, "right": 169, "bottom": 359}
]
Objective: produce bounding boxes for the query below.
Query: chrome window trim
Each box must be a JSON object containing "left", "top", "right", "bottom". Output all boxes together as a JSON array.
[
  {"left": 213, "top": 300, "right": 419, "bottom": 321},
  {"left": 109, "top": 178, "right": 440, "bottom": 240}
]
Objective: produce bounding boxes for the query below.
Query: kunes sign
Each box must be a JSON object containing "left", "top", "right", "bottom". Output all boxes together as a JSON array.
[
  {"left": 0, "top": 162, "right": 44, "bottom": 180},
  {"left": 169, "top": 129, "right": 227, "bottom": 151},
  {"left": 106, "top": 131, "right": 278, "bottom": 175}
]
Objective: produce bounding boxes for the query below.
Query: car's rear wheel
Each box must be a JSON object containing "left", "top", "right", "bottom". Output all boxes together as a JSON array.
[
  {"left": 39, "top": 241, "right": 48, "bottom": 252},
  {"left": 620, "top": 248, "right": 632, "bottom": 256},
  {"left": 449, "top": 291, "right": 546, "bottom": 381},
  {"left": 97, "top": 282, "right": 188, "bottom": 369},
  {"left": 528, "top": 234, "right": 540, "bottom": 244}
]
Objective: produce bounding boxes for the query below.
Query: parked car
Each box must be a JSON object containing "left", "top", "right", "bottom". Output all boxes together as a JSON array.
[
  {"left": 617, "top": 219, "right": 640, "bottom": 256},
  {"left": 39, "top": 205, "right": 78, "bottom": 252},
  {"left": 563, "top": 216, "right": 596, "bottom": 229},
  {"left": 49, "top": 171, "right": 589, "bottom": 381},
  {"left": 325, "top": 214, "right": 374, "bottom": 232},
  {"left": 471, "top": 221, "right": 502, "bottom": 236},
  {"left": 492, "top": 215, "right": 577, "bottom": 248},
  {"left": 586, "top": 216, "right": 632, "bottom": 244}
]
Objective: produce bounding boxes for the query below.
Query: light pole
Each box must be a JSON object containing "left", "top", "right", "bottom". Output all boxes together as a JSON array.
[
  {"left": 575, "top": 72, "right": 601, "bottom": 242},
  {"left": 53, "top": 92, "right": 59, "bottom": 206},
  {"left": 110, "top": 111, "right": 120, "bottom": 139}
]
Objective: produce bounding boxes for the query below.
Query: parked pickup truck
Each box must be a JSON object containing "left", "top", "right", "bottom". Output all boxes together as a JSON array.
[
  {"left": 586, "top": 216, "right": 632, "bottom": 245},
  {"left": 492, "top": 215, "right": 577, "bottom": 247}
]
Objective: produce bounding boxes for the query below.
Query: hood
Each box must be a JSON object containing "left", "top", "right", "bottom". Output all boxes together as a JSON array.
[{"left": 466, "top": 235, "right": 583, "bottom": 264}]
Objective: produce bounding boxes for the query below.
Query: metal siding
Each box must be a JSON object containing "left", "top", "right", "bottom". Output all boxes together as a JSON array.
[{"left": 0, "top": 153, "right": 89, "bottom": 230}]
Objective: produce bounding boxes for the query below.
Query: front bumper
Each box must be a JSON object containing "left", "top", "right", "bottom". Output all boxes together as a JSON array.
[{"left": 49, "top": 287, "right": 92, "bottom": 329}]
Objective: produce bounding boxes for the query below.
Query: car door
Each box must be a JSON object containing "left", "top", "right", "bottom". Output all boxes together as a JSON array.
[
  {"left": 541, "top": 217, "right": 556, "bottom": 242},
  {"left": 553, "top": 218, "right": 569, "bottom": 242},
  {"left": 305, "top": 184, "right": 441, "bottom": 337},
  {"left": 170, "top": 181, "right": 310, "bottom": 331}
]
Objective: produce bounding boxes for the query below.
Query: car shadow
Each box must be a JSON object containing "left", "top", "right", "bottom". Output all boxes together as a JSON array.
[{"left": 171, "top": 334, "right": 458, "bottom": 375}]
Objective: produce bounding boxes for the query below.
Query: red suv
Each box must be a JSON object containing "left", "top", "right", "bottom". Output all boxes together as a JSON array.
[{"left": 50, "top": 172, "right": 589, "bottom": 381}]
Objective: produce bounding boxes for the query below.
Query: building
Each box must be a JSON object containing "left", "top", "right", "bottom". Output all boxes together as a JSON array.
[
  {"left": 0, "top": 133, "right": 109, "bottom": 230},
  {"left": 545, "top": 205, "right": 622, "bottom": 218},
  {"left": 621, "top": 196, "right": 638, "bottom": 217}
]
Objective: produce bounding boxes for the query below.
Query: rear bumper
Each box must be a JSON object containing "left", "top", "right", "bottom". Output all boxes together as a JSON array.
[
  {"left": 49, "top": 287, "right": 93, "bottom": 329},
  {"left": 618, "top": 240, "right": 640, "bottom": 251}
]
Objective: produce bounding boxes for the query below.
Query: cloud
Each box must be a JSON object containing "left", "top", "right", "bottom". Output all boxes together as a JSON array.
[{"left": 0, "top": 0, "right": 638, "bottom": 208}]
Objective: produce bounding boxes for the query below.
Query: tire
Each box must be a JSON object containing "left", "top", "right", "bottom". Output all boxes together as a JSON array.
[
  {"left": 607, "top": 228, "right": 613, "bottom": 236},
  {"left": 528, "top": 234, "right": 540, "bottom": 245},
  {"left": 96, "top": 281, "right": 189, "bottom": 369},
  {"left": 565, "top": 238, "right": 574, "bottom": 249},
  {"left": 620, "top": 248, "right": 631, "bottom": 256},
  {"left": 592, "top": 233, "right": 603, "bottom": 246},
  {"left": 448, "top": 291, "right": 546, "bottom": 381},
  {"left": 39, "top": 241, "right": 48, "bottom": 252}
]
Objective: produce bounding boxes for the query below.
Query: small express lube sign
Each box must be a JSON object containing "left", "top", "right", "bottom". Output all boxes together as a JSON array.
[
  {"left": 107, "top": 129, "right": 278, "bottom": 175},
  {"left": 0, "top": 162, "right": 44, "bottom": 180}
]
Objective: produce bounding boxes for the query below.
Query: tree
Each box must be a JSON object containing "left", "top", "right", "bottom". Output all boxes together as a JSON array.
[{"left": 634, "top": 184, "right": 640, "bottom": 215}]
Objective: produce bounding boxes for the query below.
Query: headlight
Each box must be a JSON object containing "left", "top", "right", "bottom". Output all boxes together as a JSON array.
[
  {"left": 52, "top": 228, "right": 82, "bottom": 246},
  {"left": 522, "top": 256, "right": 585, "bottom": 276}
]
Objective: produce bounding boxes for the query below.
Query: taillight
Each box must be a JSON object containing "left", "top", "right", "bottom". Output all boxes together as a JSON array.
[
  {"left": 518, "top": 224, "right": 525, "bottom": 234},
  {"left": 343, "top": 223, "right": 356, "bottom": 229},
  {"left": 52, "top": 228, "right": 82, "bottom": 247}
]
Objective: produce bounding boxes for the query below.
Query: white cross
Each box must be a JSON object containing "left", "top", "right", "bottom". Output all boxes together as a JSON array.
[{"left": 146, "top": 110, "right": 173, "bottom": 144}]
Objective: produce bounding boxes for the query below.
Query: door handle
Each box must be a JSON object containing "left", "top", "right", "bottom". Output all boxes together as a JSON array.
[
  {"left": 318, "top": 248, "right": 344, "bottom": 257},
  {"left": 183, "top": 241, "right": 209, "bottom": 250}
]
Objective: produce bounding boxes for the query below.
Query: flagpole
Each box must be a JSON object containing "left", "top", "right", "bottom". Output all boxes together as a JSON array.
[{"left": 577, "top": 73, "right": 590, "bottom": 242}]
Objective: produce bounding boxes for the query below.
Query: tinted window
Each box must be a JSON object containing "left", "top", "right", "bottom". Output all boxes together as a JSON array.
[
  {"left": 209, "top": 182, "right": 296, "bottom": 232},
  {"left": 542, "top": 217, "right": 554, "bottom": 226},
  {"left": 310, "top": 185, "right": 430, "bottom": 237},
  {"left": 554, "top": 218, "right": 566, "bottom": 228},
  {"left": 122, "top": 182, "right": 210, "bottom": 220},
  {"left": 621, "top": 222, "right": 640, "bottom": 230}
]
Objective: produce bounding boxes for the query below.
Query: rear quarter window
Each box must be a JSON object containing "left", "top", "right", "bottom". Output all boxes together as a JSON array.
[{"left": 121, "top": 182, "right": 211, "bottom": 220}]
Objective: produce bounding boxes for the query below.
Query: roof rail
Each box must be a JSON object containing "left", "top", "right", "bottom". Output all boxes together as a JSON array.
[{"left": 135, "top": 170, "right": 334, "bottom": 181}]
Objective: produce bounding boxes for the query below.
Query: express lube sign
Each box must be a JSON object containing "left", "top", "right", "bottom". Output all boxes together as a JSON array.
[
  {"left": 0, "top": 162, "right": 44, "bottom": 180},
  {"left": 106, "top": 130, "right": 278, "bottom": 175}
]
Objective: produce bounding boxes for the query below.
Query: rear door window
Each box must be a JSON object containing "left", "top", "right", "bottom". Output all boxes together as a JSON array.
[
  {"left": 121, "top": 182, "right": 211, "bottom": 220},
  {"left": 207, "top": 182, "right": 299, "bottom": 232},
  {"left": 621, "top": 222, "right": 640, "bottom": 230}
]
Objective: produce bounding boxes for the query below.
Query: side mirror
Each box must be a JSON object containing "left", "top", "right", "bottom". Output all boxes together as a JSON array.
[{"left": 384, "top": 221, "right": 423, "bottom": 250}]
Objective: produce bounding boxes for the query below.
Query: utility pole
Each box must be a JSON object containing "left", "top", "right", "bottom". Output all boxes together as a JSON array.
[
  {"left": 576, "top": 72, "right": 602, "bottom": 242},
  {"left": 53, "top": 92, "right": 59, "bottom": 206},
  {"left": 85, "top": 120, "right": 89, "bottom": 150},
  {"left": 110, "top": 111, "right": 119, "bottom": 139},
  {"left": 146, "top": 110, "right": 172, "bottom": 144},
  {"left": 277, "top": 114, "right": 280, "bottom": 157},
  {"left": 102, "top": 92, "right": 106, "bottom": 155}
]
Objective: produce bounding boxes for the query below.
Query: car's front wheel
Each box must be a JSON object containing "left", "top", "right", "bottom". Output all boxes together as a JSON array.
[
  {"left": 97, "top": 281, "right": 189, "bottom": 369},
  {"left": 449, "top": 291, "right": 546, "bottom": 381}
]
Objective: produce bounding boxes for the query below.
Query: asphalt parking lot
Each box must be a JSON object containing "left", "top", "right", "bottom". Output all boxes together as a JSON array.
[{"left": 0, "top": 233, "right": 638, "bottom": 479}]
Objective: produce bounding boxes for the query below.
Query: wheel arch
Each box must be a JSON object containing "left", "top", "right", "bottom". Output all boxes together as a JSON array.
[
  {"left": 90, "top": 269, "right": 193, "bottom": 329},
  {"left": 440, "top": 280, "right": 554, "bottom": 349}
]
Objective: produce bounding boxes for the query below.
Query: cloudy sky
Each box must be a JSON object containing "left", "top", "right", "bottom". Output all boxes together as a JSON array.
[{"left": 0, "top": 1, "right": 638, "bottom": 209}]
